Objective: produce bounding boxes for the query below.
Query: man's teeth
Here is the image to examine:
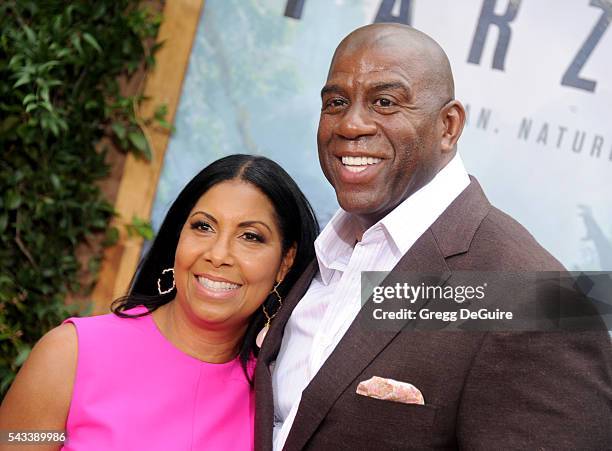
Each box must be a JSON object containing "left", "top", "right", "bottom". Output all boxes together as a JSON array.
[
  {"left": 341, "top": 156, "right": 381, "bottom": 173},
  {"left": 346, "top": 166, "right": 367, "bottom": 173},
  {"left": 197, "top": 276, "right": 240, "bottom": 291}
]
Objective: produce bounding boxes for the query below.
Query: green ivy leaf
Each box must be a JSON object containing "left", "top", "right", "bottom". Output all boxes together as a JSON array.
[
  {"left": 111, "top": 123, "right": 127, "bottom": 140},
  {"left": 71, "top": 34, "right": 83, "bottom": 56},
  {"left": 128, "top": 130, "right": 151, "bottom": 160},
  {"left": 14, "top": 346, "right": 32, "bottom": 367},
  {"left": 49, "top": 120, "right": 60, "bottom": 137},
  {"left": 8, "top": 54, "right": 24, "bottom": 69},
  {"left": 50, "top": 174, "right": 61, "bottom": 190},
  {"left": 13, "top": 73, "right": 31, "bottom": 88},
  {"left": 39, "top": 61, "right": 61, "bottom": 72},
  {"left": 25, "top": 103, "right": 38, "bottom": 113},
  {"left": 82, "top": 33, "right": 102, "bottom": 53},
  {"left": 154, "top": 103, "right": 168, "bottom": 120},
  {"left": 56, "top": 48, "right": 71, "bottom": 59},
  {"left": 22, "top": 94, "right": 37, "bottom": 105},
  {"left": 23, "top": 26, "right": 36, "bottom": 44},
  {"left": 126, "top": 217, "right": 154, "bottom": 241},
  {"left": 0, "top": 116, "right": 20, "bottom": 135},
  {"left": 138, "top": 225, "right": 154, "bottom": 241},
  {"left": 103, "top": 226, "right": 120, "bottom": 247},
  {"left": 0, "top": 213, "right": 8, "bottom": 234},
  {"left": 5, "top": 192, "right": 22, "bottom": 210}
]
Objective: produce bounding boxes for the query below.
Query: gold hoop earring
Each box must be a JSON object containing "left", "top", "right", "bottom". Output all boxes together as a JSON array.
[
  {"left": 256, "top": 281, "right": 283, "bottom": 348},
  {"left": 157, "top": 268, "right": 175, "bottom": 295},
  {"left": 270, "top": 282, "right": 282, "bottom": 306}
]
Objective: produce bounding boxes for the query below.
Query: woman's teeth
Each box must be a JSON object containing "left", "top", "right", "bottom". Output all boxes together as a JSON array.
[
  {"left": 341, "top": 156, "right": 381, "bottom": 173},
  {"left": 197, "top": 276, "right": 240, "bottom": 291}
]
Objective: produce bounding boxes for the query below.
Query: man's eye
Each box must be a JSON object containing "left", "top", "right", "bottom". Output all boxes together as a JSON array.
[
  {"left": 242, "top": 232, "right": 263, "bottom": 243},
  {"left": 191, "top": 220, "right": 213, "bottom": 232},
  {"left": 323, "top": 98, "right": 347, "bottom": 110},
  {"left": 374, "top": 98, "right": 394, "bottom": 107}
]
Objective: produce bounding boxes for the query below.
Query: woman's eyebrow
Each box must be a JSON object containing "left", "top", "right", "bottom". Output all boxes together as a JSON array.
[
  {"left": 190, "top": 212, "right": 273, "bottom": 233},
  {"left": 238, "top": 220, "right": 272, "bottom": 233},
  {"left": 190, "top": 211, "right": 217, "bottom": 224}
]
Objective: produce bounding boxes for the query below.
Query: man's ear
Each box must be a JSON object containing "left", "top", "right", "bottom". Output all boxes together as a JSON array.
[
  {"left": 276, "top": 244, "right": 297, "bottom": 284},
  {"left": 440, "top": 100, "right": 466, "bottom": 153}
]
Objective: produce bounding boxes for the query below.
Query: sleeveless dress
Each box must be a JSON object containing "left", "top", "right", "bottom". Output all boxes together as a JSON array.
[{"left": 61, "top": 306, "right": 254, "bottom": 450}]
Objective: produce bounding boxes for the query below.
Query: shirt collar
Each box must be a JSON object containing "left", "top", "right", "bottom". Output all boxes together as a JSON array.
[
  {"left": 314, "top": 153, "right": 470, "bottom": 284},
  {"left": 314, "top": 209, "right": 359, "bottom": 285},
  {"left": 378, "top": 153, "right": 470, "bottom": 255}
]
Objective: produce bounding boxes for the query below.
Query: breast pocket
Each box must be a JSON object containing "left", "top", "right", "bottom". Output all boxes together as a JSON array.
[{"left": 327, "top": 392, "right": 439, "bottom": 448}]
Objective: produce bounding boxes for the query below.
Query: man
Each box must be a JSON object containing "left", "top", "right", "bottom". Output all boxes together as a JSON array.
[{"left": 255, "top": 24, "right": 612, "bottom": 450}]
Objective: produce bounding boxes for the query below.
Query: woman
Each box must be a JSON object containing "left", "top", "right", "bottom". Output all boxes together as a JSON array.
[{"left": 0, "top": 154, "right": 319, "bottom": 450}]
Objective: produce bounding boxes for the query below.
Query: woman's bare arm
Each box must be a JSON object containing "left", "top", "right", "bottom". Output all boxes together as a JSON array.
[{"left": 0, "top": 323, "right": 77, "bottom": 451}]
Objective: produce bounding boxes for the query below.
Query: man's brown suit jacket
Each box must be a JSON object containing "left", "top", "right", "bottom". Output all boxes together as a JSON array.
[{"left": 255, "top": 178, "right": 612, "bottom": 450}]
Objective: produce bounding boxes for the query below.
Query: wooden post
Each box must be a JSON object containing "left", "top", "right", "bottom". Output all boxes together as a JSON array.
[{"left": 92, "top": 0, "right": 205, "bottom": 314}]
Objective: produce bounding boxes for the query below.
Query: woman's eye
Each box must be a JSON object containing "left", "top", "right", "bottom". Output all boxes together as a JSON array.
[
  {"left": 191, "top": 220, "right": 213, "bottom": 232},
  {"left": 242, "top": 232, "right": 263, "bottom": 243}
]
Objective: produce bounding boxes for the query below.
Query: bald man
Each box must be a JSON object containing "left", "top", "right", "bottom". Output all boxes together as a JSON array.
[{"left": 255, "top": 24, "right": 612, "bottom": 450}]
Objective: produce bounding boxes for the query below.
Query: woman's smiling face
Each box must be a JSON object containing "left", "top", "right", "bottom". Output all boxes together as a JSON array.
[{"left": 172, "top": 179, "right": 294, "bottom": 331}]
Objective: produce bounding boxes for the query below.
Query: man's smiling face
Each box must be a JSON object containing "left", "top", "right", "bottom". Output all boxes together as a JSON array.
[{"left": 317, "top": 34, "right": 451, "bottom": 226}]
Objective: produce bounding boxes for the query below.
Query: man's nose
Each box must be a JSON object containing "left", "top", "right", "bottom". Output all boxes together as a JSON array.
[
  {"left": 335, "top": 103, "right": 377, "bottom": 139},
  {"left": 203, "top": 236, "right": 234, "bottom": 267}
]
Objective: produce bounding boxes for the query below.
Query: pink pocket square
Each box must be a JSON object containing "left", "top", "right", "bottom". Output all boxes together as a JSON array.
[{"left": 356, "top": 376, "right": 425, "bottom": 405}]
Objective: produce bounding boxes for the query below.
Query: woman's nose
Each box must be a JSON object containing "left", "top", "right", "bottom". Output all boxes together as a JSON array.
[{"left": 203, "top": 236, "right": 234, "bottom": 267}]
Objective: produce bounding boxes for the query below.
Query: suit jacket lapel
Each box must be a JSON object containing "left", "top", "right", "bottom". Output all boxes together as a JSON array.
[
  {"left": 261, "top": 260, "right": 319, "bottom": 365},
  {"left": 283, "top": 229, "right": 450, "bottom": 450},
  {"left": 255, "top": 260, "right": 318, "bottom": 451}
]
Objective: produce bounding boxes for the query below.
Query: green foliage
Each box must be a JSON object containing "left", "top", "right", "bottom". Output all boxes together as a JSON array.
[
  {"left": 0, "top": 1, "right": 162, "bottom": 395},
  {"left": 125, "top": 216, "right": 154, "bottom": 241}
]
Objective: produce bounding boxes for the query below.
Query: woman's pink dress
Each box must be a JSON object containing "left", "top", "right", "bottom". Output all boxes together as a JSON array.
[{"left": 61, "top": 306, "right": 254, "bottom": 450}]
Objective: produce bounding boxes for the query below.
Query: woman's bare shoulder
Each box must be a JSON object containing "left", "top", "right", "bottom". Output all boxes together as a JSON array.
[{"left": 0, "top": 323, "right": 77, "bottom": 430}]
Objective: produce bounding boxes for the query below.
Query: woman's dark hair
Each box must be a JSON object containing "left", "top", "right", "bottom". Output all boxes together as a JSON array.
[{"left": 112, "top": 154, "right": 319, "bottom": 382}]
